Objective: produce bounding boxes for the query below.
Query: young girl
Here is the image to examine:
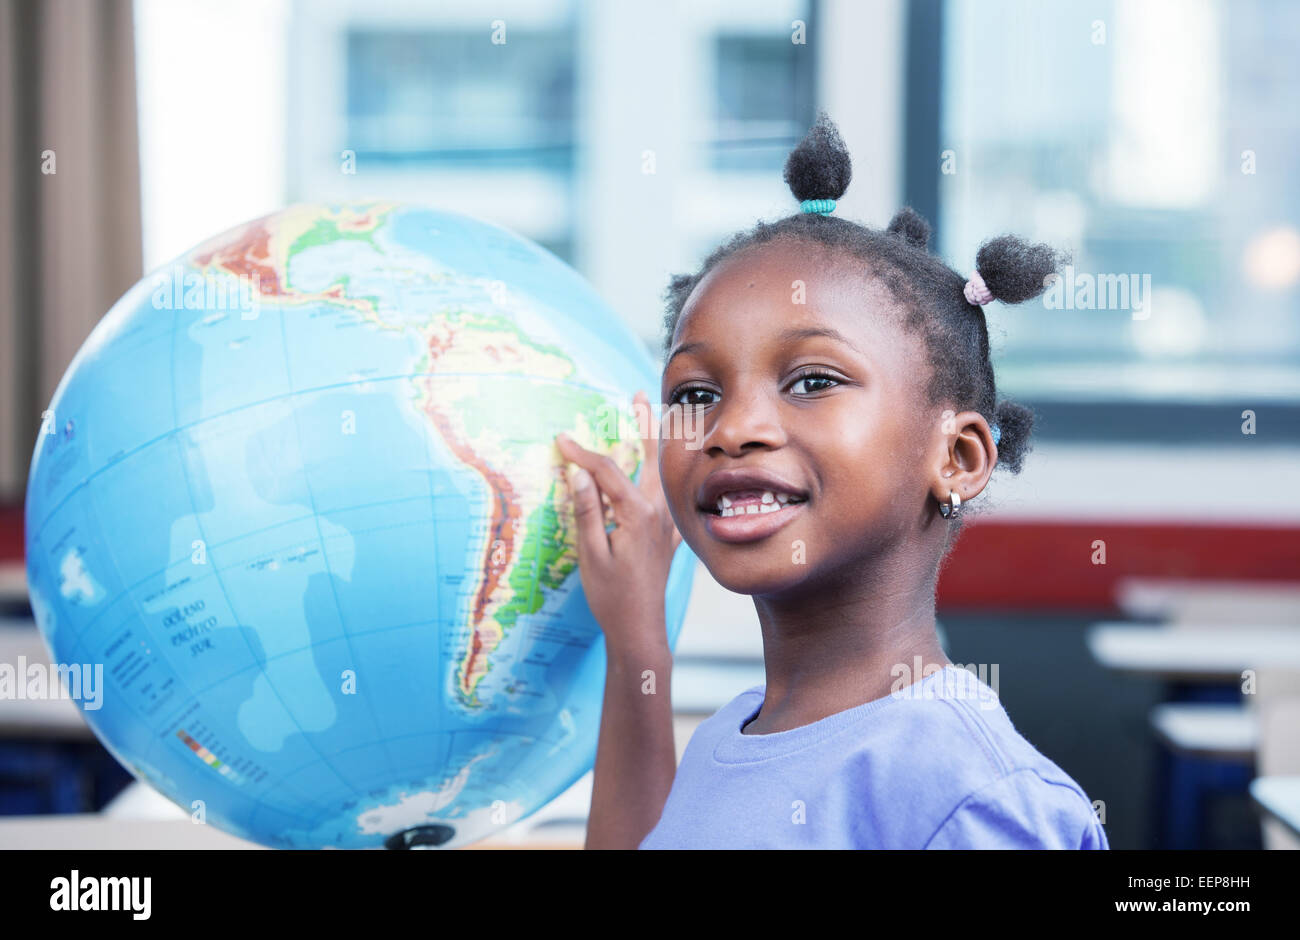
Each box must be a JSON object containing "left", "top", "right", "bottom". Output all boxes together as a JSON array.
[{"left": 554, "top": 112, "right": 1108, "bottom": 850}]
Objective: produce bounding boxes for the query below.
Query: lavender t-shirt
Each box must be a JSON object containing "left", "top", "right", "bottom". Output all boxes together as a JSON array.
[{"left": 638, "top": 664, "right": 1108, "bottom": 849}]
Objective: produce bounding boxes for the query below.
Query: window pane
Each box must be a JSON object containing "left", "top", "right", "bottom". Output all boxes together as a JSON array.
[
  {"left": 346, "top": 29, "right": 576, "bottom": 170},
  {"left": 710, "top": 17, "right": 815, "bottom": 171},
  {"left": 940, "top": 0, "right": 1300, "bottom": 401}
]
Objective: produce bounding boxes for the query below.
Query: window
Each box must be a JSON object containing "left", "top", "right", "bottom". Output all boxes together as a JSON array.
[
  {"left": 284, "top": 0, "right": 579, "bottom": 265},
  {"left": 937, "top": 0, "right": 1300, "bottom": 406},
  {"left": 346, "top": 30, "right": 576, "bottom": 170},
  {"left": 711, "top": 30, "right": 816, "bottom": 171}
]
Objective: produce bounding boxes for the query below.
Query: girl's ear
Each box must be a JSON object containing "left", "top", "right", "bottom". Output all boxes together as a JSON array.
[{"left": 928, "top": 410, "right": 996, "bottom": 513}]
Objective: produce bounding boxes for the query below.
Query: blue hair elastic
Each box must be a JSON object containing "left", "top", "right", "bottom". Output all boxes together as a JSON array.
[
  {"left": 991, "top": 422, "right": 1001, "bottom": 446},
  {"left": 800, "top": 198, "right": 836, "bottom": 216}
]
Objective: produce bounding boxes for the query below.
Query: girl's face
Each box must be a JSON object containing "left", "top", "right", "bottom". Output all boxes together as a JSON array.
[{"left": 659, "top": 239, "right": 941, "bottom": 598}]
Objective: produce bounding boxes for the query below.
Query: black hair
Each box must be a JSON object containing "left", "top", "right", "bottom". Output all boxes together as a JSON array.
[{"left": 661, "top": 111, "right": 1064, "bottom": 528}]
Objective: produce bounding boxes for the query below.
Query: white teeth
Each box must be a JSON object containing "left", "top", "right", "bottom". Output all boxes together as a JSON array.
[
  {"left": 715, "top": 488, "right": 804, "bottom": 516},
  {"left": 719, "top": 501, "right": 789, "bottom": 517}
]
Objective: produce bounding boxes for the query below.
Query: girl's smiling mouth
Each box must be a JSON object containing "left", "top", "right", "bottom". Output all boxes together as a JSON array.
[
  {"left": 696, "top": 469, "right": 809, "bottom": 544},
  {"left": 700, "top": 496, "right": 808, "bottom": 544}
]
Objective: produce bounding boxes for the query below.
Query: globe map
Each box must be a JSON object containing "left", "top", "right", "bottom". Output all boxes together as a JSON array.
[{"left": 24, "top": 202, "right": 696, "bottom": 848}]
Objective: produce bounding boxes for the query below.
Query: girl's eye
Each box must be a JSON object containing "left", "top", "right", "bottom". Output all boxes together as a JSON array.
[
  {"left": 789, "top": 369, "right": 839, "bottom": 395},
  {"left": 669, "top": 386, "right": 719, "bottom": 407},
  {"left": 669, "top": 370, "right": 840, "bottom": 405}
]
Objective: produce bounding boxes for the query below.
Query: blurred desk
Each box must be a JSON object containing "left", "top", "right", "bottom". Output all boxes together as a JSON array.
[
  {"left": 1086, "top": 623, "right": 1300, "bottom": 682},
  {"left": 0, "top": 815, "right": 263, "bottom": 849},
  {"left": 1092, "top": 622, "right": 1299, "bottom": 848},
  {"left": 1150, "top": 703, "right": 1256, "bottom": 761},
  {"left": 1115, "top": 577, "right": 1300, "bottom": 625},
  {"left": 98, "top": 775, "right": 594, "bottom": 850},
  {"left": 1250, "top": 776, "right": 1300, "bottom": 839},
  {"left": 0, "top": 813, "right": 587, "bottom": 849}
]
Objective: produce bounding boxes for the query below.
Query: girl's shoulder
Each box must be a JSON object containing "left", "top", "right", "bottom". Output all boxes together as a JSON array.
[
  {"left": 858, "top": 668, "right": 1106, "bottom": 847},
  {"left": 902, "top": 670, "right": 1087, "bottom": 779},
  {"left": 922, "top": 766, "right": 1109, "bottom": 849}
]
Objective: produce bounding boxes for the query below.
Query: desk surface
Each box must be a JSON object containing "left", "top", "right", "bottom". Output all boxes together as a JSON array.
[
  {"left": 1087, "top": 623, "right": 1300, "bottom": 680},
  {"left": 0, "top": 815, "right": 265, "bottom": 849},
  {"left": 1116, "top": 577, "right": 1300, "bottom": 624},
  {"left": 1250, "top": 776, "right": 1300, "bottom": 838},
  {"left": 1149, "top": 702, "right": 1257, "bottom": 759},
  {"left": 0, "top": 814, "right": 584, "bottom": 849}
]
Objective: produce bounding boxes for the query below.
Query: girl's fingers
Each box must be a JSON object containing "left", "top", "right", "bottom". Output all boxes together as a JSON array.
[
  {"left": 555, "top": 432, "right": 641, "bottom": 509},
  {"left": 564, "top": 462, "right": 612, "bottom": 565},
  {"left": 629, "top": 390, "right": 685, "bottom": 553},
  {"left": 631, "top": 390, "right": 665, "bottom": 501}
]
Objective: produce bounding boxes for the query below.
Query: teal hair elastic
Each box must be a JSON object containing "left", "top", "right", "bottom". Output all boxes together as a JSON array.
[{"left": 800, "top": 198, "right": 836, "bottom": 216}]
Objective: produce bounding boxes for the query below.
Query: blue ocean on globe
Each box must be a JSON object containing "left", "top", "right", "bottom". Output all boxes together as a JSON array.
[{"left": 24, "top": 202, "right": 696, "bottom": 848}]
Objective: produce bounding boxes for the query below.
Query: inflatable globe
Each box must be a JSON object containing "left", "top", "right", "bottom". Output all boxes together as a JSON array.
[{"left": 24, "top": 202, "right": 696, "bottom": 848}]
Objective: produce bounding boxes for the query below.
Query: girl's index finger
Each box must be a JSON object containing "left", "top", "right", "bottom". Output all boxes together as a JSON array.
[
  {"left": 630, "top": 391, "right": 684, "bottom": 553},
  {"left": 555, "top": 431, "right": 640, "bottom": 507},
  {"left": 631, "top": 390, "right": 665, "bottom": 500}
]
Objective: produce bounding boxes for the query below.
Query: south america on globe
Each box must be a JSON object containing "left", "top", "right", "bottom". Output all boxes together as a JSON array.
[{"left": 24, "top": 202, "right": 696, "bottom": 848}]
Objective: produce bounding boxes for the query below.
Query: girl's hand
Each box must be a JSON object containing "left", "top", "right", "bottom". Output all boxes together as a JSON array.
[{"left": 555, "top": 390, "right": 682, "bottom": 653}]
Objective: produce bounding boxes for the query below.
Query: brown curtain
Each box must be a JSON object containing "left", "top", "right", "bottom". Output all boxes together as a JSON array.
[{"left": 0, "top": 0, "right": 142, "bottom": 500}]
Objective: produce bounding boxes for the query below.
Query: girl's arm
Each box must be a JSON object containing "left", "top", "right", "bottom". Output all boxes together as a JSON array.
[
  {"left": 554, "top": 391, "right": 683, "bottom": 850},
  {"left": 588, "top": 625, "right": 676, "bottom": 849}
]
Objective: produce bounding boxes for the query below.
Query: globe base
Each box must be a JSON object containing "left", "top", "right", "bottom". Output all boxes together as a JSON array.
[{"left": 383, "top": 825, "right": 457, "bottom": 850}]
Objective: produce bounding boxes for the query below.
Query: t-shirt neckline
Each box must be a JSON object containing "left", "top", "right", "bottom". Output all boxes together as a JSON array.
[{"left": 713, "top": 664, "right": 974, "bottom": 764}]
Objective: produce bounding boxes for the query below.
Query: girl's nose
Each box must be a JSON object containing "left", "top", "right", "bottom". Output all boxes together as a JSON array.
[{"left": 699, "top": 384, "right": 788, "bottom": 457}]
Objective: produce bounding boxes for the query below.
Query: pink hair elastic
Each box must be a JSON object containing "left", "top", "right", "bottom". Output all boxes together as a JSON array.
[{"left": 964, "top": 271, "right": 993, "bottom": 306}]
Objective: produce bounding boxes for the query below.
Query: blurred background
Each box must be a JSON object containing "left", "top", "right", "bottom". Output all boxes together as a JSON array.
[{"left": 0, "top": 0, "right": 1297, "bottom": 849}]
